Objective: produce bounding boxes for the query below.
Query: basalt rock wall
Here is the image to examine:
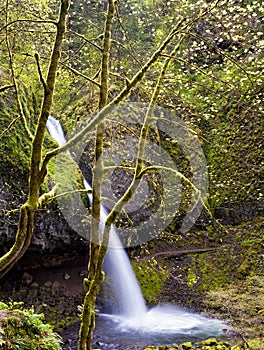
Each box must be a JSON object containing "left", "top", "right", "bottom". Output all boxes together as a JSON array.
[{"left": 0, "top": 175, "right": 88, "bottom": 264}]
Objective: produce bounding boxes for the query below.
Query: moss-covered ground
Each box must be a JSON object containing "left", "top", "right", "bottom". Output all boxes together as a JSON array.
[
  {"left": 0, "top": 216, "right": 263, "bottom": 349},
  {"left": 131, "top": 216, "right": 264, "bottom": 349}
]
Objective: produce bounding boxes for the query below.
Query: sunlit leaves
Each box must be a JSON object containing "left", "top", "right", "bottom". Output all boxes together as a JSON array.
[{"left": 0, "top": 0, "right": 262, "bottom": 208}]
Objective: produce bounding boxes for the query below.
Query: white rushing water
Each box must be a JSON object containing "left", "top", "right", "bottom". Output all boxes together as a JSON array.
[
  {"left": 47, "top": 116, "right": 146, "bottom": 320},
  {"left": 47, "top": 115, "right": 227, "bottom": 343}
]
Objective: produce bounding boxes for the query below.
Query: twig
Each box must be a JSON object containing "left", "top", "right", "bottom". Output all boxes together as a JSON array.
[
  {"left": 60, "top": 62, "right": 101, "bottom": 88},
  {"left": 0, "top": 19, "right": 56, "bottom": 33},
  {"left": 0, "top": 84, "right": 14, "bottom": 93},
  {"left": 53, "top": 188, "right": 92, "bottom": 200},
  {"left": 0, "top": 115, "right": 21, "bottom": 139},
  {"left": 34, "top": 52, "right": 48, "bottom": 93},
  {"left": 40, "top": 18, "right": 186, "bottom": 174},
  {"left": 38, "top": 183, "right": 61, "bottom": 208},
  {"left": 67, "top": 29, "right": 102, "bottom": 52},
  {"left": 4, "top": 0, "right": 33, "bottom": 141}
]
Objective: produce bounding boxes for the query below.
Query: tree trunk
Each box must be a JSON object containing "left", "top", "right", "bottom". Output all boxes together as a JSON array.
[
  {"left": 0, "top": 0, "right": 70, "bottom": 278},
  {"left": 78, "top": 1, "right": 115, "bottom": 349}
]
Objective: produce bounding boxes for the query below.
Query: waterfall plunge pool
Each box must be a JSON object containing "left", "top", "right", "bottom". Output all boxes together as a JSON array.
[
  {"left": 46, "top": 116, "right": 229, "bottom": 349},
  {"left": 93, "top": 304, "right": 228, "bottom": 349}
]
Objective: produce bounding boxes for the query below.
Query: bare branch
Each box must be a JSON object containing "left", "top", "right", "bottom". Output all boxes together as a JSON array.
[
  {"left": 4, "top": 2, "right": 33, "bottom": 141},
  {"left": 60, "top": 62, "right": 101, "bottom": 88},
  {"left": 40, "top": 19, "right": 186, "bottom": 174},
  {"left": 41, "top": 2, "right": 219, "bottom": 179},
  {"left": 99, "top": 31, "right": 186, "bottom": 250},
  {"left": 0, "top": 115, "right": 21, "bottom": 139},
  {"left": 34, "top": 52, "right": 48, "bottom": 93},
  {"left": 139, "top": 247, "right": 219, "bottom": 260},
  {"left": 0, "top": 19, "right": 56, "bottom": 34},
  {"left": 79, "top": 1, "right": 116, "bottom": 347},
  {"left": 38, "top": 183, "right": 61, "bottom": 208},
  {"left": 36, "top": 0, "right": 71, "bottom": 186},
  {"left": 53, "top": 188, "right": 92, "bottom": 200},
  {"left": 111, "top": 38, "right": 142, "bottom": 69},
  {"left": 92, "top": 69, "right": 101, "bottom": 81},
  {"left": 0, "top": 0, "right": 71, "bottom": 279},
  {"left": 67, "top": 29, "right": 102, "bottom": 52},
  {"left": 0, "top": 84, "right": 14, "bottom": 93},
  {"left": 115, "top": 3, "right": 142, "bottom": 68}
]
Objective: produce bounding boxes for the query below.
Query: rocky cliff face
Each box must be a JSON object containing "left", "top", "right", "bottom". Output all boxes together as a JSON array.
[
  {"left": 0, "top": 175, "right": 88, "bottom": 264},
  {"left": 1, "top": 167, "right": 263, "bottom": 265}
]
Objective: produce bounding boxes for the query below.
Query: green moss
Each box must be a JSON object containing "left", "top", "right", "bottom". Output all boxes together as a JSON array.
[
  {"left": 132, "top": 260, "right": 168, "bottom": 304},
  {"left": 0, "top": 85, "right": 42, "bottom": 179},
  {"left": 247, "top": 338, "right": 264, "bottom": 350},
  {"left": 0, "top": 301, "right": 62, "bottom": 350},
  {"left": 183, "top": 217, "right": 264, "bottom": 293},
  {"left": 204, "top": 275, "right": 264, "bottom": 338},
  {"left": 196, "top": 248, "right": 236, "bottom": 291},
  {"left": 187, "top": 268, "right": 198, "bottom": 289},
  {"left": 143, "top": 337, "right": 264, "bottom": 349}
]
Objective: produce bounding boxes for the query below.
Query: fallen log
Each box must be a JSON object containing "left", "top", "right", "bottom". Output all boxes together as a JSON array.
[{"left": 138, "top": 247, "right": 218, "bottom": 260}]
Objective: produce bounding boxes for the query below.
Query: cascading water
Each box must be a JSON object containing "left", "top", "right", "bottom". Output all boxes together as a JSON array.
[
  {"left": 47, "top": 116, "right": 146, "bottom": 320},
  {"left": 47, "top": 116, "right": 228, "bottom": 348},
  {"left": 85, "top": 178, "right": 147, "bottom": 320},
  {"left": 100, "top": 208, "right": 147, "bottom": 320}
]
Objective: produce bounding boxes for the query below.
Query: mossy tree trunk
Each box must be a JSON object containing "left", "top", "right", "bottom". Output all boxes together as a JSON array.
[
  {"left": 1, "top": 1, "right": 195, "bottom": 348},
  {"left": 0, "top": 0, "right": 70, "bottom": 278},
  {"left": 78, "top": 1, "right": 115, "bottom": 349},
  {"left": 78, "top": 6, "right": 188, "bottom": 349}
]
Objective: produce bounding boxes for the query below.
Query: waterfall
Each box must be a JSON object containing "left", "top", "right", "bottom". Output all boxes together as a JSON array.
[
  {"left": 46, "top": 115, "right": 147, "bottom": 320},
  {"left": 47, "top": 116, "right": 227, "bottom": 345}
]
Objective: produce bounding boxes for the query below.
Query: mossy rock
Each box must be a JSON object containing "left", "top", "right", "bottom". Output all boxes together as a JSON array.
[
  {"left": 132, "top": 260, "right": 168, "bottom": 304},
  {"left": 180, "top": 342, "right": 193, "bottom": 349},
  {"left": 0, "top": 301, "right": 62, "bottom": 350},
  {"left": 200, "top": 338, "right": 218, "bottom": 346},
  {"left": 143, "top": 339, "right": 233, "bottom": 349}
]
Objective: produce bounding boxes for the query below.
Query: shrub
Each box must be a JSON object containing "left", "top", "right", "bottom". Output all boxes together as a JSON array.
[{"left": 0, "top": 301, "right": 62, "bottom": 350}]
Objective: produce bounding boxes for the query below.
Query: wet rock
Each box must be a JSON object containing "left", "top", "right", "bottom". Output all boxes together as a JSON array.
[
  {"left": 51, "top": 281, "right": 61, "bottom": 296},
  {"left": 0, "top": 175, "right": 89, "bottom": 258},
  {"left": 43, "top": 257, "right": 62, "bottom": 267},
  {"left": 27, "top": 288, "right": 38, "bottom": 301},
  {"left": 79, "top": 270, "right": 87, "bottom": 277},
  {"left": 31, "top": 282, "right": 39, "bottom": 288},
  {"left": 200, "top": 338, "right": 218, "bottom": 346},
  {"left": 95, "top": 341, "right": 104, "bottom": 347},
  {"left": 21, "top": 272, "right": 33, "bottom": 285},
  {"left": 64, "top": 273, "right": 71, "bottom": 280},
  {"left": 44, "top": 281, "right": 52, "bottom": 288},
  {"left": 181, "top": 342, "right": 192, "bottom": 349}
]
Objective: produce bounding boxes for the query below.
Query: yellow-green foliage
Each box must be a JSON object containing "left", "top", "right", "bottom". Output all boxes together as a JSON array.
[
  {"left": 46, "top": 153, "right": 84, "bottom": 196},
  {"left": 205, "top": 275, "right": 264, "bottom": 338},
  {"left": 185, "top": 218, "right": 264, "bottom": 293},
  {"left": 187, "top": 268, "right": 198, "bottom": 289},
  {"left": 132, "top": 259, "right": 168, "bottom": 304},
  {"left": 143, "top": 337, "right": 264, "bottom": 349},
  {"left": 0, "top": 91, "right": 32, "bottom": 177},
  {"left": 0, "top": 301, "right": 62, "bottom": 350}
]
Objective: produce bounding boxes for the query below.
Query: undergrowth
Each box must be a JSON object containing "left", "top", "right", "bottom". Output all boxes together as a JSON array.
[{"left": 0, "top": 301, "right": 62, "bottom": 350}]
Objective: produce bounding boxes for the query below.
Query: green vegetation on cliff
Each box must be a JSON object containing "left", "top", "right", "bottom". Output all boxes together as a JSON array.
[{"left": 0, "top": 301, "right": 62, "bottom": 350}]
